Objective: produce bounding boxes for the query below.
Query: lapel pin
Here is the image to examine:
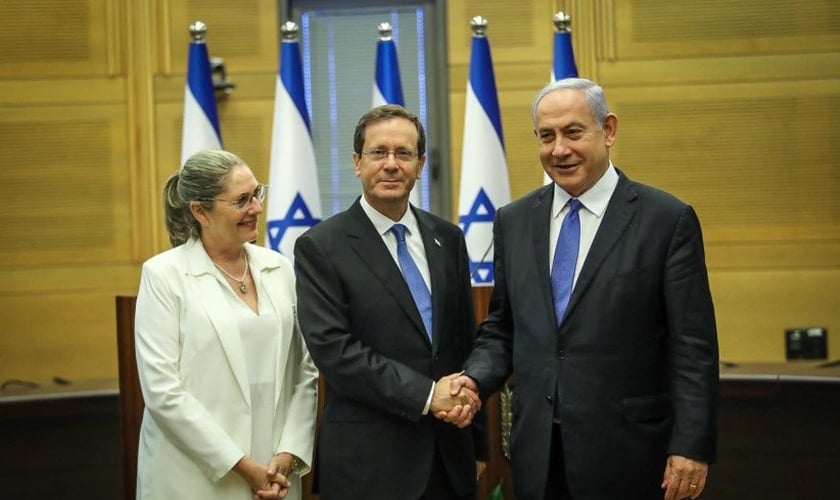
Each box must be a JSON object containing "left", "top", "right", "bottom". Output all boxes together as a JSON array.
[{"left": 434, "top": 238, "right": 441, "bottom": 247}]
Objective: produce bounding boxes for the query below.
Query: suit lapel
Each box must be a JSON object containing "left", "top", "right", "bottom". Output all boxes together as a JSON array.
[
  {"left": 345, "top": 201, "right": 430, "bottom": 344},
  {"left": 183, "top": 239, "right": 252, "bottom": 406},
  {"left": 530, "top": 186, "right": 557, "bottom": 325},
  {"left": 565, "top": 173, "right": 637, "bottom": 321}
]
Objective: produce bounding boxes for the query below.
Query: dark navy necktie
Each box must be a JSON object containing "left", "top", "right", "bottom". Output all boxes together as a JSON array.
[
  {"left": 391, "top": 224, "right": 433, "bottom": 340},
  {"left": 550, "top": 199, "right": 582, "bottom": 326}
]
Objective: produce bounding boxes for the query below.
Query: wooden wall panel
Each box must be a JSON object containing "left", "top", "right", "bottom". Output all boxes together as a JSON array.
[
  {"left": 0, "top": 104, "right": 131, "bottom": 266},
  {"left": 0, "top": 79, "right": 125, "bottom": 106},
  {"left": 0, "top": 0, "right": 121, "bottom": 78},
  {"left": 711, "top": 270, "right": 840, "bottom": 361},
  {"left": 160, "top": 0, "right": 278, "bottom": 75},
  {"left": 605, "top": 81, "right": 840, "bottom": 265},
  {"left": 0, "top": 292, "right": 122, "bottom": 380},
  {"left": 447, "top": 0, "right": 554, "bottom": 67},
  {"left": 614, "top": 0, "right": 840, "bottom": 60},
  {"left": 603, "top": 0, "right": 840, "bottom": 85},
  {"left": 598, "top": 53, "right": 840, "bottom": 86}
]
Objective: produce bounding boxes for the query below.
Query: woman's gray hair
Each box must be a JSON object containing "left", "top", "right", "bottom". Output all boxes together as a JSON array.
[
  {"left": 531, "top": 77, "right": 609, "bottom": 127},
  {"left": 163, "top": 149, "right": 247, "bottom": 247}
]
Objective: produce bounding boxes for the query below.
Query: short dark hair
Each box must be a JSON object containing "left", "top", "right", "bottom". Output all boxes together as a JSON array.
[{"left": 353, "top": 104, "right": 426, "bottom": 157}]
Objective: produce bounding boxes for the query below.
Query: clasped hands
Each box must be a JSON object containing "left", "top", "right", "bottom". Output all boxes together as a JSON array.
[
  {"left": 431, "top": 372, "right": 481, "bottom": 428},
  {"left": 235, "top": 452, "right": 296, "bottom": 499}
]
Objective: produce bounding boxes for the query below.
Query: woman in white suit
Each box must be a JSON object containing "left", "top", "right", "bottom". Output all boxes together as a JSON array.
[{"left": 134, "top": 150, "right": 318, "bottom": 499}]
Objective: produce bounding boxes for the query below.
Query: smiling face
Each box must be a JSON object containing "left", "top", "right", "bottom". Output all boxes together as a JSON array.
[
  {"left": 535, "top": 88, "right": 617, "bottom": 197},
  {"left": 353, "top": 117, "right": 425, "bottom": 220},
  {"left": 192, "top": 165, "right": 263, "bottom": 249}
]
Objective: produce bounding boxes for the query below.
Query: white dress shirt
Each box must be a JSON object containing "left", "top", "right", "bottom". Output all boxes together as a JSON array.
[
  {"left": 359, "top": 196, "right": 431, "bottom": 290},
  {"left": 549, "top": 163, "right": 619, "bottom": 288},
  {"left": 359, "top": 196, "right": 437, "bottom": 413}
]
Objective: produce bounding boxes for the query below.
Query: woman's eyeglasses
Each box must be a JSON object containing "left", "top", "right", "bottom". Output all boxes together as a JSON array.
[{"left": 201, "top": 184, "right": 268, "bottom": 211}]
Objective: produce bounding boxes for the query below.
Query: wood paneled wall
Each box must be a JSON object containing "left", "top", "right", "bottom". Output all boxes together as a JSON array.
[{"left": 0, "top": 0, "right": 838, "bottom": 382}]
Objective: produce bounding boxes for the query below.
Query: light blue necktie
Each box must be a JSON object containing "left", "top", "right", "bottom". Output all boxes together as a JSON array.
[
  {"left": 391, "top": 224, "right": 433, "bottom": 341},
  {"left": 550, "top": 199, "right": 582, "bottom": 326}
]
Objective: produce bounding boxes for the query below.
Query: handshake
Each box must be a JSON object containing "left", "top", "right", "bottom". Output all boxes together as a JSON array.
[{"left": 430, "top": 372, "right": 481, "bottom": 428}]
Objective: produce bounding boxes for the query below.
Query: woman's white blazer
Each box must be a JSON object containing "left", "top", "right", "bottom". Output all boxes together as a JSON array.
[{"left": 134, "top": 238, "right": 318, "bottom": 500}]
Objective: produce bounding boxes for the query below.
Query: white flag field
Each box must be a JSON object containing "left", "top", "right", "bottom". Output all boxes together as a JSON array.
[
  {"left": 181, "top": 35, "right": 222, "bottom": 166},
  {"left": 265, "top": 30, "right": 322, "bottom": 259},
  {"left": 457, "top": 33, "right": 511, "bottom": 286}
]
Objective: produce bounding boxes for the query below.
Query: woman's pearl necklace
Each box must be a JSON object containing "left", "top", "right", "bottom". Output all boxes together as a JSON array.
[{"left": 213, "top": 251, "right": 249, "bottom": 294}]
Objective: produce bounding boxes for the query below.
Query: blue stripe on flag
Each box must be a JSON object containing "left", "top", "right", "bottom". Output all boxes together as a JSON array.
[
  {"left": 469, "top": 37, "right": 504, "bottom": 147},
  {"left": 459, "top": 30, "right": 511, "bottom": 286},
  {"left": 266, "top": 32, "right": 322, "bottom": 258},
  {"left": 375, "top": 39, "right": 405, "bottom": 106},
  {"left": 552, "top": 31, "right": 578, "bottom": 81},
  {"left": 187, "top": 42, "right": 221, "bottom": 139},
  {"left": 280, "top": 40, "right": 312, "bottom": 133}
]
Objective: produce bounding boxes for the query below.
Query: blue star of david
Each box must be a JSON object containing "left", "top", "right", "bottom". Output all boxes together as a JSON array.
[
  {"left": 470, "top": 260, "right": 495, "bottom": 284},
  {"left": 266, "top": 192, "right": 321, "bottom": 252},
  {"left": 459, "top": 188, "right": 496, "bottom": 283}
]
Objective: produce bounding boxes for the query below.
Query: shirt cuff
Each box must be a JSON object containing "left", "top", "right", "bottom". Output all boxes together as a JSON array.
[{"left": 421, "top": 381, "right": 434, "bottom": 415}]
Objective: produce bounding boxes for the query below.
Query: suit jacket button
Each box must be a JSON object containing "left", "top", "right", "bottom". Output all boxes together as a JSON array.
[{"left": 546, "top": 395, "right": 553, "bottom": 402}]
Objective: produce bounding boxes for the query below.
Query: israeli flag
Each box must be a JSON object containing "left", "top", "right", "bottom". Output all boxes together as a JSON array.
[
  {"left": 371, "top": 22, "right": 420, "bottom": 208},
  {"left": 545, "top": 14, "right": 579, "bottom": 185},
  {"left": 372, "top": 26, "right": 405, "bottom": 107},
  {"left": 265, "top": 22, "right": 322, "bottom": 259},
  {"left": 551, "top": 28, "right": 578, "bottom": 82},
  {"left": 457, "top": 25, "right": 511, "bottom": 286},
  {"left": 180, "top": 24, "right": 222, "bottom": 166}
]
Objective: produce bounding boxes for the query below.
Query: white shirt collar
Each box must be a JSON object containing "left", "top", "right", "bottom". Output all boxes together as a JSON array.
[
  {"left": 552, "top": 162, "right": 619, "bottom": 219},
  {"left": 359, "top": 195, "right": 421, "bottom": 237}
]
